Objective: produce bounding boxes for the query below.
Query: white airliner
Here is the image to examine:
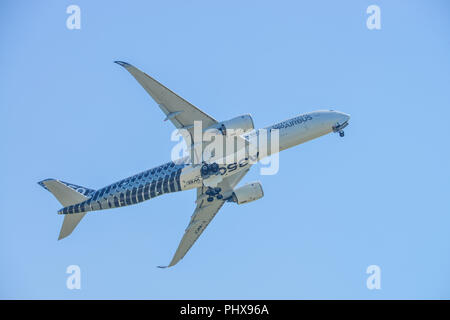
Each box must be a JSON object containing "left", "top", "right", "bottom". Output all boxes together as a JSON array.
[{"left": 38, "top": 61, "right": 350, "bottom": 268}]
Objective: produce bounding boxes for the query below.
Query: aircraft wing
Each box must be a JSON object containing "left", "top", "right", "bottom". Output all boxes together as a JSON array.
[
  {"left": 159, "top": 168, "right": 250, "bottom": 268},
  {"left": 114, "top": 61, "right": 218, "bottom": 145}
]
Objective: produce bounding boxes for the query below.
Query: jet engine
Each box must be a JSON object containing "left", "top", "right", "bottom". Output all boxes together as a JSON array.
[
  {"left": 206, "top": 114, "right": 254, "bottom": 137},
  {"left": 230, "top": 182, "right": 264, "bottom": 205}
]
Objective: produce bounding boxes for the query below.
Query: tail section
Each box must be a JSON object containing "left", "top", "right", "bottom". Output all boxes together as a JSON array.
[
  {"left": 38, "top": 179, "right": 95, "bottom": 204},
  {"left": 38, "top": 179, "right": 95, "bottom": 240},
  {"left": 57, "top": 213, "right": 87, "bottom": 240}
]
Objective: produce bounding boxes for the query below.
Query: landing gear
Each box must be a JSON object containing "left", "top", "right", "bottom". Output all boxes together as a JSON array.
[
  {"left": 201, "top": 164, "right": 209, "bottom": 177},
  {"left": 200, "top": 162, "right": 220, "bottom": 178},
  {"left": 210, "top": 163, "right": 219, "bottom": 173},
  {"left": 333, "top": 121, "right": 349, "bottom": 138},
  {"left": 205, "top": 187, "right": 221, "bottom": 196},
  {"left": 202, "top": 163, "right": 224, "bottom": 201},
  {"left": 205, "top": 186, "right": 223, "bottom": 201}
]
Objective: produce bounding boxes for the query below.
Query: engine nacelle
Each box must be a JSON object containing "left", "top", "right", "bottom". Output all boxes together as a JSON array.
[
  {"left": 231, "top": 182, "right": 264, "bottom": 205},
  {"left": 206, "top": 114, "right": 254, "bottom": 137}
]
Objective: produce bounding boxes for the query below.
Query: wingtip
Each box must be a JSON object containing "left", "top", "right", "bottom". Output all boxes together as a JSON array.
[
  {"left": 114, "top": 61, "right": 132, "bottom": 68},
  {"left": 37, "top": 180, "right": 47, "bottom": 189},
  {"left": 157, "top": 265, "right": 169, "bottom": 269},
  {"left": 37, "top": 179, "right": 53, "bottom": 190},
  {"left": 58, "top": 231, "right": 67, "bottom": 241}
]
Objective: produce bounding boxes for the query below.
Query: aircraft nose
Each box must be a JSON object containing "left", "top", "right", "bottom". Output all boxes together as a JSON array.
[
  {"left": 338, "top": 112, "right": 350, "bottom": 123},
  {"left": 330, "top": 111, "right": 350, "bottom": 136}
]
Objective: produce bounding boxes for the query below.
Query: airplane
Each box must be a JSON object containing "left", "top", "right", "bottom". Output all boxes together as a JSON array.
[{"left": 38, "top": 61, "right": 350, "bottom": 268}]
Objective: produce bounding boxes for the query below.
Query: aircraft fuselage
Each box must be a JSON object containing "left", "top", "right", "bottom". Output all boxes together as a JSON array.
[{"left": 57, "top": 110, "right": 349, "bottom": 215}]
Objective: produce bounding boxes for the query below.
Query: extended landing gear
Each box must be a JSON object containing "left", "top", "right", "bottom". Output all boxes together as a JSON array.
[
  {"left": 202, "top": 162, "right": 224, "bottom": 202},
  {"left": 206, "top": 186, "right": 222, "bottom": 202},
  {"left": 201, "top": 162, "right": 219, "bottom": 178},
  {"left": 333, "top": 121, "right": 348, "bottom": 138}
]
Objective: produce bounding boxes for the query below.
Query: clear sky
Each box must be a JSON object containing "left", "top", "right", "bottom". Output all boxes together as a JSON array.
[{"left": 1, "top": 0, "right": 449, "bottom": 299}]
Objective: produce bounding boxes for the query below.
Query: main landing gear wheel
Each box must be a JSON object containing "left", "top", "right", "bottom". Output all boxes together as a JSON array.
[
  {"left": 210, "top": 163, "right": 219, "bottom": 173},
  {"left": 201, "top": 162, "right": 220, "bottom": 178},
  {"left": 205, "top": 186, "right": 223, "bottom": 201},
  {"left": 201, "top": 164, "right": 209, "bottom": 176},
  {"left": 339, "top": 130, "right": 345, "bottom": 137}
]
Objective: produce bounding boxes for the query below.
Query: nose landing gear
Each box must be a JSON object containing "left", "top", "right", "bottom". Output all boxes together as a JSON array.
[{"left": 333, "top": 121, "right": 348, "bottom": 138}]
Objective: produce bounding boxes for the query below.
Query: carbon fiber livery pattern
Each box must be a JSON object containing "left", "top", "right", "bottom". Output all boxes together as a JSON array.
[{"left": 58, "top": 161, "right": 186, "bottom": 214}]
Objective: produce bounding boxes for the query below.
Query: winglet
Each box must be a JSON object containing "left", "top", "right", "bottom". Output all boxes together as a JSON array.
[{"left": 114, "top": 61, "right": 132, "bottom": 68}]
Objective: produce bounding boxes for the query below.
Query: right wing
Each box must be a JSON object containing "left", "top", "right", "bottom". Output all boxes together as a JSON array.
[
  {"left": 159, "top": 169, "right": 250, "bottom": 268},
  {"left": 114, "top": 61, "right": 218, "bottom": 145}
]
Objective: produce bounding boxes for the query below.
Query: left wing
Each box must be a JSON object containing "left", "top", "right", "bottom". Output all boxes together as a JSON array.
[
  {"left": 114, "top": 61, "right": 218, "bottom": 145},
  {"left": 159, "top": 169, "right": 250, "bottom": 268}
]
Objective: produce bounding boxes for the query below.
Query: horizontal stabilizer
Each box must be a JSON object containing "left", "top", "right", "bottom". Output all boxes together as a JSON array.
[
  {"left": 38, "top": 179, "right": 95, "bottom": 204},
  {"left": 38, "top": 179, "right": 94, "bottom": 240},
  {"left": 58, "top": 213, "right": 87, "bottom": 240}
]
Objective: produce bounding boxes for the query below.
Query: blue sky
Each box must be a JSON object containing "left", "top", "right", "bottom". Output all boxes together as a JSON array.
[{"left": 1, "top": 0, "right": 449, "bottom": 299}]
